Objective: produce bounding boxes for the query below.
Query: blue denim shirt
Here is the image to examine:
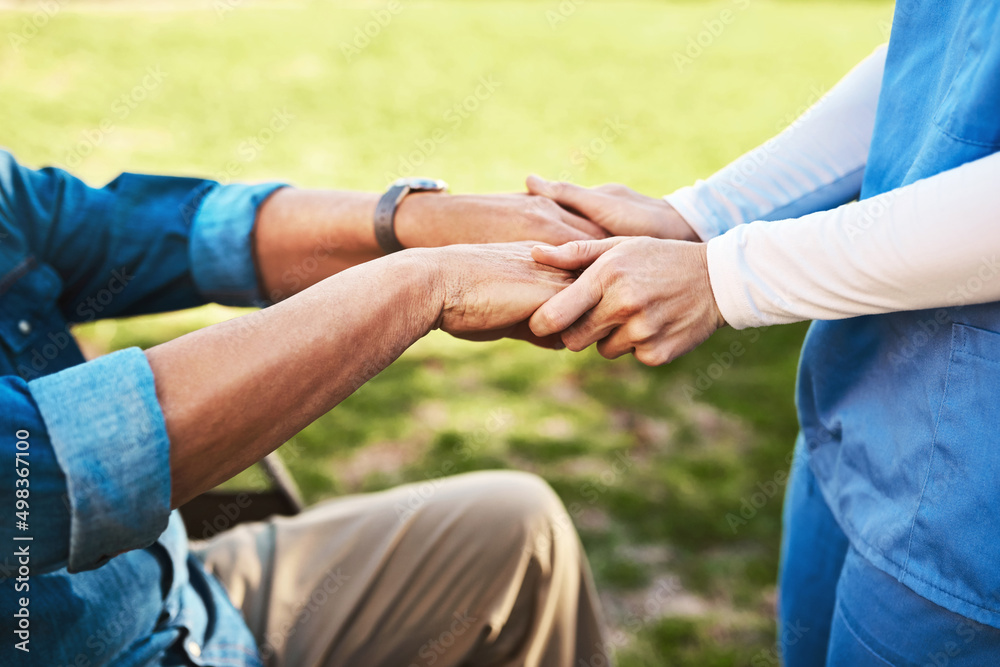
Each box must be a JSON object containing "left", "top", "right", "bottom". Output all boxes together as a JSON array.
[
  {"left": 0, "top": 149, "right": 285, "bottom": 665},
  {"left": 798, "top": 1, "right": 1000, "bottom": 629}
]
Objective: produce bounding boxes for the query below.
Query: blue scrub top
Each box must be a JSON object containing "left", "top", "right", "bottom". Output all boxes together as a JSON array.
[{"left": 798, "top": 0, "right": 1000, "bottom": 630}]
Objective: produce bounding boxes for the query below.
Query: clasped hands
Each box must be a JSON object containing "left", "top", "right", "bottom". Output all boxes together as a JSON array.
[{"left": 430, "top": 175, "right": 726, "bottom": 366}]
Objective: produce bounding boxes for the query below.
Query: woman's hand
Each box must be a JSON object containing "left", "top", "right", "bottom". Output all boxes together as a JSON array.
[
  {"left": 525, "top": 175, "right": 700, "bottom": 241},
  {"left": 528, "top": 237, "right": 725, "bottom": 365}
]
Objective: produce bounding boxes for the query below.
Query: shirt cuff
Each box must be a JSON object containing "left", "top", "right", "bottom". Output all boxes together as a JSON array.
[
  {"left": 189, "top": 182, "right": 288, "bottom": 307},
  {"left": 706, "top": 228, "right": 762, "bottom": 330},
  {"left": 28, "top": 348, "right": 172, "bottom": 573},
  {"left": 664, "top": 184, "right": 739, "bottom": 241}
]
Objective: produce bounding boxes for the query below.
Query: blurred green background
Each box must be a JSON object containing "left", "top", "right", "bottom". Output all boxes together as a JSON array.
[{"left": 1, "top": 1, "right": 891, "bottom": 664}]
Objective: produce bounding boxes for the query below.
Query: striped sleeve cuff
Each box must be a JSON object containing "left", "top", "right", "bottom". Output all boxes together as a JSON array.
[{"left": 28, "top": 347, "right": 172, "bottom": 572}]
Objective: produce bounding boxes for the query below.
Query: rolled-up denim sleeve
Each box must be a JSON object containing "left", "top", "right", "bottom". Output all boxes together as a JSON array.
[
  {"left": 189, "top": 182, "right": 287, "bottom": 306},
  {"left": 0, "top": 377, "right": 72, "bottom": 575},
  {"left": 0, "top": 150, "right": 286, "bottom": 317},
  {"left": 26, "top": 347, "right": 171, "bottom": 573}
]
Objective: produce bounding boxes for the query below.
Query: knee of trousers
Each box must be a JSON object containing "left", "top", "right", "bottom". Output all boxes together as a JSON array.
[{"left": 443, "top": 470, "right": 578, "bottom": 559}]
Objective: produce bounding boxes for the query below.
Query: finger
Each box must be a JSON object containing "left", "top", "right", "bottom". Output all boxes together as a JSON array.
[
  {"left": 560, "top": 305, "right": 620, "bottom": 352},
  {"left": 542, "top": 222, "right": 594, "bottom": 244},
  {"left": 595, "top": 326, "right": 635, "bottom": 360},
  {"left": 530, "top": 270, "right": 605, "bottom": 337},
  {"left": 557, "top": 207, "right": 608, "bottom": 239},
  {"left": 520, "top": 195, "right": 603, "bottom": 242},
  {"left": 531, "top": 237, "right": 628, "bottom": 270},
  {"left": 594, "top": 183, "right": 631, "bottom": 195},
  {"left": 509, "top": 321, "right": 567, "bottom": 349},
  {"left": 526, "top": 174, "right": 611, "bottom": 219},
  {"left": 456, "top": 322, "right": 567, "bottom": 349},
  {"left": 633, "top": 336, "right": 678, "bottom": 367}
]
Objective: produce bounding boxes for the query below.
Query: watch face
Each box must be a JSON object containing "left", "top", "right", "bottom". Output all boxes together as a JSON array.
[{"left": 392, "top": 177, "right": 449, "bottom": 192}]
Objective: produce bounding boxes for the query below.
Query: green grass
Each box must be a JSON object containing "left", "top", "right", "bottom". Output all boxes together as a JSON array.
[{"left": 0, "top": 1, "right": 892, "bottom": 664}]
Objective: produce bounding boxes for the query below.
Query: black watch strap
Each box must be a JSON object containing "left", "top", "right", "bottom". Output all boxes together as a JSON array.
[{"left": 374, "top": 184, "right": 409, "bottom": 254}]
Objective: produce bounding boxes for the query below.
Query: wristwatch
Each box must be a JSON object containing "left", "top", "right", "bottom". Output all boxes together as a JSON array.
[{"left": 374, "top": 177, "right": 449, "bottom": 253}]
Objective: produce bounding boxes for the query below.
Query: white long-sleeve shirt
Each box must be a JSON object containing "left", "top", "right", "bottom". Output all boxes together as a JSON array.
[{"left": 664, "top": 45, "right": 1000, "bottom": 329}]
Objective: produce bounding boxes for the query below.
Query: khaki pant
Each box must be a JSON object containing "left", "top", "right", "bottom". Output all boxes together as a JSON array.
[{"left": 192, "top": 471, "right": 610, "bottom": 667}]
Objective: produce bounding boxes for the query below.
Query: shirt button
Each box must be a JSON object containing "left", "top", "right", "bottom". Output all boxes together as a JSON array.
[
  {"left": 186, "top": 640, "right": 201, "bottom": 658},
  {"left": 17, "top": 320, "right": 31, "bottom": 335}
]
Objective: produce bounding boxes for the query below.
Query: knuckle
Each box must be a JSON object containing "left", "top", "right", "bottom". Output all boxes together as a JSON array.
[
  {"left": 598, "top": 343, "right": 621, "bottom": 360},
  {"left": 531, "top": 197, "right": 558, "bottom": 215},
  {"left": 597, "top": 182, "right": 628, "bottom": 196},
  {"left": 635, "top": 344, "right": 672, "bottom": 367},
  {"left": 610, "top": 299, "right": 634, "bottom": 320},
  {"left": 599, "top": 259, "right": 628, "bottom": 286},
  {"left": 574, "top": 240, "right": 598, "bottom": 260},
  {"left": 616, "top": 282, "right": 644, "bottom": 312},
  {"left": 537, "top": 308, "right": 561, "bottom": 332},
  {"left": 631, "top": 316, "right": 661, "bottom": 342},
  {"left": 563, "top": 333, "right": 588, "bottom": 352}
]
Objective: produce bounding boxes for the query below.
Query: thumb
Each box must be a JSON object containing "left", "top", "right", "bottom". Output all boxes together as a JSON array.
[
  {"left": 532, "top": 237, "right": 628, "bottom": 270},
  {"left": 526, "top": 175, "right": 607, "bottom": 219}
]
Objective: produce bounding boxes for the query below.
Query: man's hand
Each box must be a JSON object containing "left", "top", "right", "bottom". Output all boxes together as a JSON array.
[
  {"left": 255, "top": 189, "right": 603, "bottom": 302},
  {"left": 157, "top": 241, "right": 575, "bottom": 506},
  {"left": 525, "top": 175, "right": 700, "bottom": 242},
  {"left": 395, "top": 192, "right": 606, "bottom": 248},
  {"left": 423, "top": 242, "right": 577, "bottom": 349},
  {"left": 528, "top": 237, "right": 725, "bottom": 366}
]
